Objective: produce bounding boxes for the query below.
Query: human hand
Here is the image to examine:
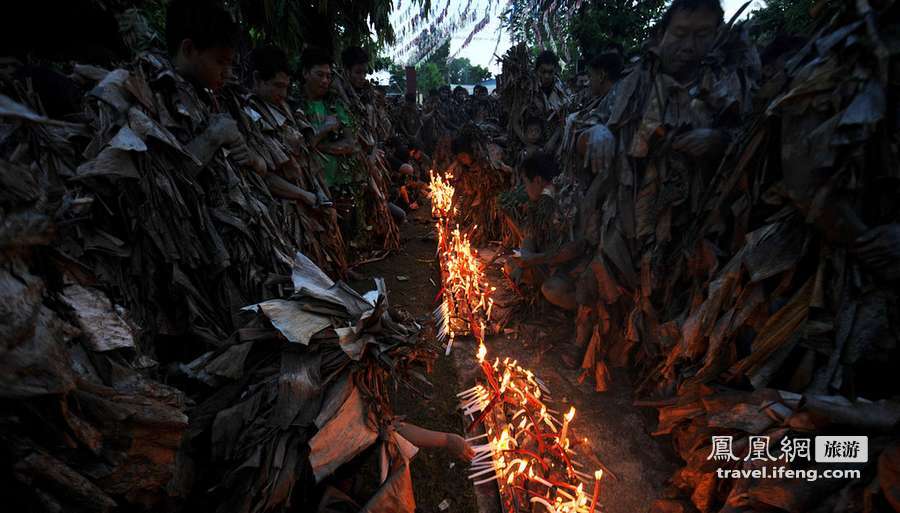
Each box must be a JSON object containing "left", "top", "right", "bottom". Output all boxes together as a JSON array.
[
  {"left": 315, "top": 190, "right": 334, "bottom": 209},
  {"left": 854, "top": 223, "right": 900, "bottom": 281},
  {"left": 445, "top": 433, "right": 474, "bottom": 462},
  {"left": 208, "top": 114, "right": 242, "bottom": 146},
  {"left": 322, "top": 115, "right": 341, "bottom": 134},
  {"left": 586, "top": 124, "right": 616, "bottom": 177},
  {"left": 227, "top": 139, "right": 265, "bottom": 174},
  {"left": 672, "top": 128, "right": 726, "bottom": 159}
]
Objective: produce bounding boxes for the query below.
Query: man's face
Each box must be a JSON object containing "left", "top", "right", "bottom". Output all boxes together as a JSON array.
[
  {"left": 255, "top": 71, "right": 290, "bottom": 105},
  {"left": 525, "top": 123, "right": 541, "bottom": 145},
  {"left": 182, "top": 43, "right": 234, "bottom": 91},
  {"left": 410, "top": 149, "right": 422, "bottom": 161},
  {"left": 525, "top": 175, "right": 544, "bottom": 201},
  {"left": 576, "top": 74, "right": 589, "bottom": 88},
  {"left": 348, "top": 63, "right": 368, "bottom": 90},
  {"left": 439, "top": 88, "right": 451, "bottom": 100},
  {"left": 538, "top": 63, "right": 556, "bottom": 89},
  {"left": 456, "top": 152, "right": 473, "bottom": 166},
  {"left": 454, "top": 90, "right": 467, "bottom": 101},
  {"left": 589, "top": 68, "right": 608, "bottom": 96},
  {"left": 475, "top": 87, "right": 488, "bottom": 98},
  {"left": 304, "top": 64, "right": 332, "bottom": 99},
  {"left": 659, "top": 7, "right": 720, "bottom": 80}
]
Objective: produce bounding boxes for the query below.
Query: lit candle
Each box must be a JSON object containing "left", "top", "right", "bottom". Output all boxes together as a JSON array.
[
  {"left": 588, "top": 470, "right": 603, "bottom": 513},
  {"left": 528, "top": 467, "right": 553, "bottom": 488},
  {"left": 560, "top": 406, "right": 576, "bottom": 445}
]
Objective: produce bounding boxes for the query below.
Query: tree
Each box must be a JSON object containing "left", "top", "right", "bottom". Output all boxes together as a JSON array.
[
  {"left": 749, "top": 0, "right": 825, "bottom": 40},
  {"left": 501, "top": 0, "right": 666, "bottom": 71},
  {"left": 416, "top": 62, "right": 446, "bottom": 95},
  {"left": 447, "top": 57, "right": 492, "bottom": 84}
]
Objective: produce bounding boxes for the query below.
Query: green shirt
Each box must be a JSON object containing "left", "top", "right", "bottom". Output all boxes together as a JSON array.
[{"left": 306, "top": 99, "right": 354, "bottom": 187}]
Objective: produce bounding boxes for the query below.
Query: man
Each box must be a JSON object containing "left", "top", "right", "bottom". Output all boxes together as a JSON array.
[
  {"left": 337, "top": 45, "right": 402, "bottom": 246},
  {"left": 528, "top": 50, "right": 571, "bottom": 154},
  {"left": 571, "top": 0, "right": 758, "bottom": 387},
  {"left": 505, "top": 152, "right": 580, "bottom": 310},
  {"left": 234, "top": 44, "right": 349, "bottom": 277},
  {"left": 301, "top": 46, "right": 367, "bottom": 244},
  {"left": 449, "top": 131, "right": 512, "bottom": 245},
  {"left": 587, "top": 52, "right": 623, "bottom": 105}
]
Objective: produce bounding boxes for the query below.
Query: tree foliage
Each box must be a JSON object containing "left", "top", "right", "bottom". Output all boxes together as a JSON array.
[
  {"left": 447, "top": 58, "right": 492, "bottom": 84},
  {"left": 570, "top": 0, "right": 666, "bottom": 57},
  {"left": 416, "top": 62, "right": 445, "bottom": 94},
  {"left": 748, "top": 0, "right": 822, "bottom": 40},
  {"left": 501, "top": 0, "right": 665, "bottom": 73}
]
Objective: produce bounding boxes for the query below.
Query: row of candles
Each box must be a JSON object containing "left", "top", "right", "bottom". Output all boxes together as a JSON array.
[
  {"left": 430, "top": 171, "right": 494, "bottom": 354},
  {"left": 458, "top": 342, "right": 604, "bottom": 513},
  {"left": 428, "top": 171, "right": 604, "bottom": 512}
]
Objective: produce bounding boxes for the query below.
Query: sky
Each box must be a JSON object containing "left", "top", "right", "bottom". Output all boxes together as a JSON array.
[{"left": 443, "top": 0, "right": 766, "bottom": 75}]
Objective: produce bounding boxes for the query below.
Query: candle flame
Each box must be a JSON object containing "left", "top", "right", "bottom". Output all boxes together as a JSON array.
[
  {"left": 477, "top": 342, "right": 487, "bottom": 362},
  {"left": 595, "top": 470, "right": 603, "bottom": 480},
  {"left": 564, "top": 406, "right": 576, "bottom": 422}
]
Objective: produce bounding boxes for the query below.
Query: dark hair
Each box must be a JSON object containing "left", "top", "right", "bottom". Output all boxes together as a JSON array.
[
  {"left": 453, "top": 85, "right": 468, "bottom": 95},
  {"left": 341, "top": 46, "right": 369, "bottom": 69},
  {"left": 407, "top": 138, "right": 424, "bottom": 152},
  {"left": 439, "top": 85, "right": 451, "bottom": 93},
  {"left": 521, "top": 152, "right": 559, "bottom": 182},
  {"left": 535, "top": 50, "right": 558, "bottom": 70},
  {"left": 165, "top": 0, "right": 238, "bottom": 57},
  {"left": 524, "top": 115, "right": 543, "bottom": 129},
  {"left": 659, "top": 0, "right": 724, "bottom": 33},
  {"left": 301, "top": 46, "right": 332, "bottom": 72},
  {"left": 451, "top": 134, "right": 474, "bottom": 156},
  {"left": 473, "top": 84, "right": 488, "bottom": 93},
  {"left": 588, "top": 52, "right": 624, "bottom": 81},
  {"left": 250, "top": 45, "right": 289, "bottom": 81}
]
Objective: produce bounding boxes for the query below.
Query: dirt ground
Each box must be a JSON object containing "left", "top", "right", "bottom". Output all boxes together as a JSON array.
[
  {"left": 352, "top": 205, "right": 678, "bottom": 513},
  {"left": 351, "top": 208, "right": 479, "bottom": 513}
]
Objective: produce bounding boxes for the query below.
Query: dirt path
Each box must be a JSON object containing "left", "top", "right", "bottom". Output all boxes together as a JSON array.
[
  {"left": 351, "top": 208, "right": 479, "bottom": 513},
  {"left": 352, "top": 207, "right": 677, "bottom": 513}
]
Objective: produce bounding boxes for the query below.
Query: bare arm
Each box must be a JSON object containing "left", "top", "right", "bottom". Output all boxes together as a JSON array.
[
  {"left": 265, "top": 174, "right": 317, "bottom": 206},
  {"left": 395, "top": 421, "right": 474, "bottom": 461}
]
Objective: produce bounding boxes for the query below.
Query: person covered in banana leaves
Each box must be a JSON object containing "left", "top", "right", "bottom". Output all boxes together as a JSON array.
[
  {"left": 71, "top": 0, "right": 302, "bottom": 345},
  {"left": 568, "top": 0, "right": 760, "bottom": 390},
  {"left": 299, "top": 46, "right": 369, "bottom": 249},
  {"left": 332, "top": 46, "right": 401, "bottom": 245},
  {"left": 504, "top": 152, "right": 586, "bottom": 310},
  {"left": 220, "top": 45, "right": 349, "bottom": 279},
  {"left": 519, "top": 49, "right": 571, "bottom": 155},
  {"left": 556, "top": 51, "right": 626, "bottom": 245},
  {"left": 448, "top": 127, "right": 513, "bottom": 245},
  {"left": 641, "top": 1, "right": 900, "bottom": 400}
]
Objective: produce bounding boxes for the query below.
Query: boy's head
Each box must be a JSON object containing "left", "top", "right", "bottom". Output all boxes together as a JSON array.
[
  {"left": 521, "top": 152, "right": 559, "bottom": 201},
  {"left": 250, "top": 45, "right": 290, "bottom": 105},
  {"left": 341, "top": 46, "right": 370, "bottom": 89},
  {"left": 451, "top": 134, "right": 474, "bottom": 166},
  {"left": 524, "top": 115, "right": 543, "bottom": 145},
  {"left": 588, "top": 52, "right": 624, "bottom": 97},
  {"left": 438, "top": 85, "right": 452, "bottom": 99},
  {"left": 473, "top": 84, "right": 488, "bottom": 98},
  {"left": 535, "top": 50, "right": 559, "bottom": 90},
  {"left": 657, "top": 0, "right": 723, "bottom": 81},
  {"left": 407, "top": 138, "right": 424, "bottom": 161},
  {"left": 166, "top": 0, "right": 238, "bottom": 92},
  {"left": 453, "top": 85, "right": 468, "bottom": 101},
  {"left": 301, "top": 46, "right": 333, "bottom": 100}
]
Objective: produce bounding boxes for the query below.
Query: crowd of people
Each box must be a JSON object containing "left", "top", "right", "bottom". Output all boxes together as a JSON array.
[{"left": 2, "top": 0, "right": 899, "bottom": 510}]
